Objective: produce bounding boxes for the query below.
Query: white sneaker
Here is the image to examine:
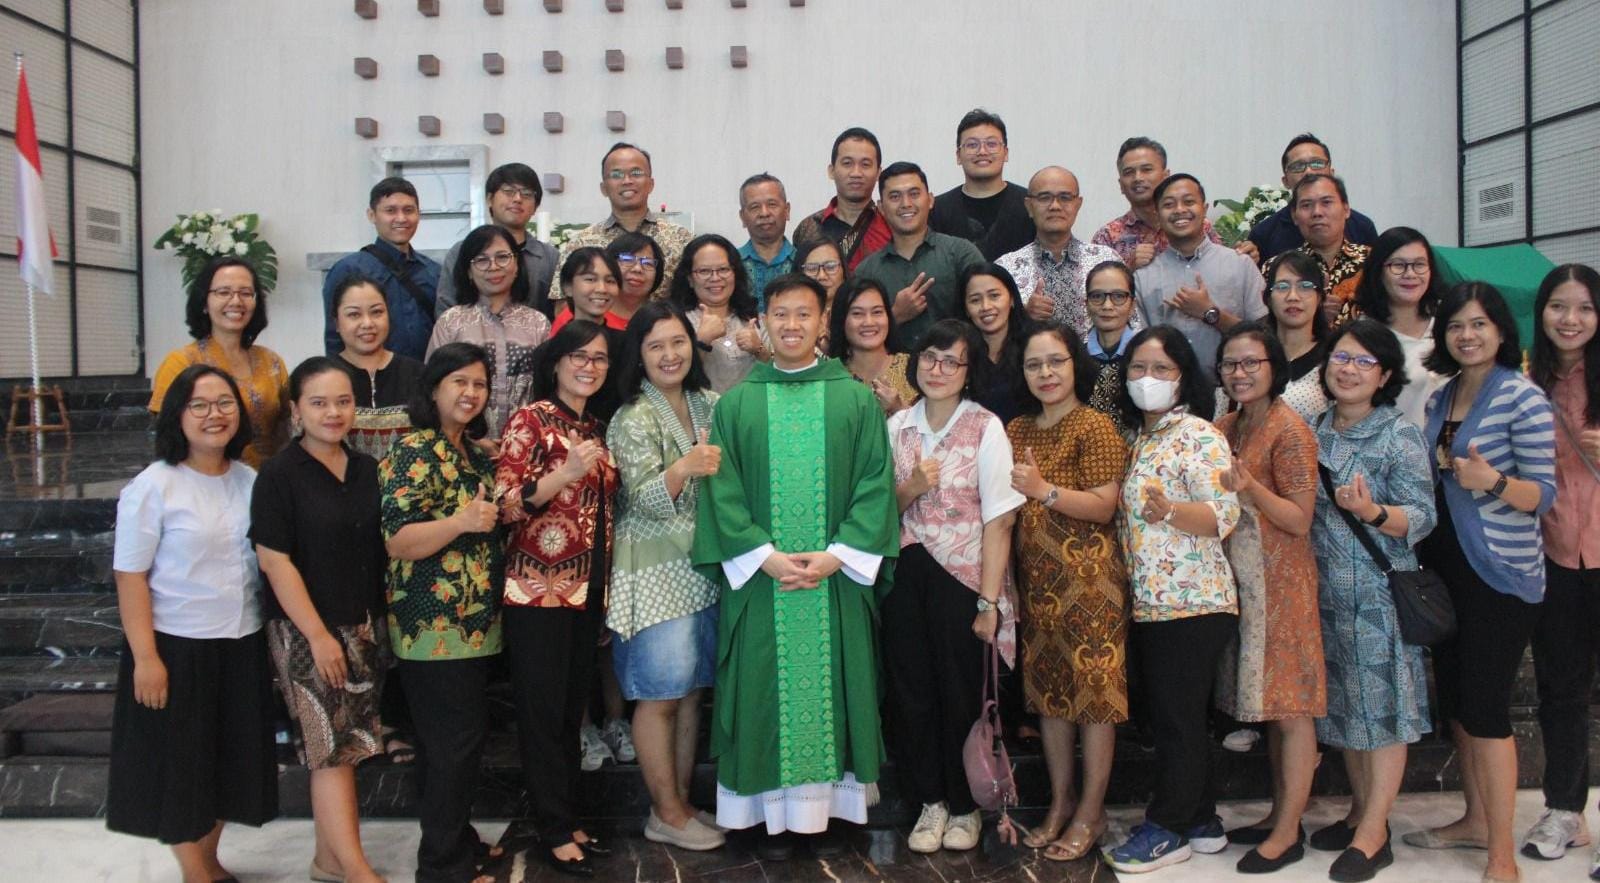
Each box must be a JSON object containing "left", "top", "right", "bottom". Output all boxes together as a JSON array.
[
  {"left": 1589, "top": 840, "right": 1600, "bottom": 881},
  {"left": 601, "top": 718, "right": 637, "bottom": 763},
  {"left": 1222, "top": 728, "right": 1261, "bottom": 752},
  {"left": 942, "top": 810, "right": 982, "bottom": 851},
  {"left": 579, "top": 723, "right": 613, "bottom": 772},
  {"left": 908, "top": 802, "right": 949, "bottom": 853},
  {"left": 1522, "top": 807, "right": 1590, "bottom": 860}
]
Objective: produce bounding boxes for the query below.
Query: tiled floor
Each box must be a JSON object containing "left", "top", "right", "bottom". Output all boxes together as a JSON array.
[{"left": 8, "top": 789, "right": 1600, "bottom": 881}]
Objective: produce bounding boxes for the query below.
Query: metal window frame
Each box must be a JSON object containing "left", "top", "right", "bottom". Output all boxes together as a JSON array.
[
  {"left": 0, "top": 0, "right": 143, "bottom": 380},
  {"left": 1458, "top": 0, "right": 1600, "bottom": 251}
]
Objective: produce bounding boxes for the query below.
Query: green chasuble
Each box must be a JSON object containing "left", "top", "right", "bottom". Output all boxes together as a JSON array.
[{"left": 691, "top": 358, "right": 899, "bottom": 796}]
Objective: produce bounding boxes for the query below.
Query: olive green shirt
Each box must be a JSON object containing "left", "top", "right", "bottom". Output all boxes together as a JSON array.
[{"left": 854, "top": 230, "right": 986, "bottom": 352}]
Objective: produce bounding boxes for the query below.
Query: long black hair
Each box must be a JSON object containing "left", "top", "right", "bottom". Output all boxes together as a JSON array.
[
  {"left": 1115, "top": 326, "right": 1214, "bottom": 429},
  {"left": 957, "top": 263, "right": 1031, "bottom": 370},
  {"left": 614, "top": 300, "right": 712, "bottom": 404},
  {"left": 1215, "top": 321, "right": 1290, "bottom": 399},
  {"left": 670, "top": 234, "right": 758, "bottom": 321},
  {"left": 1425, "top": 282, "right": 1523, "bottom": 375},
  {"left": 531, "top": 319, "right": 615, "bottom": 418},
  {"left": 1014, "top": 323, "right": 1097, "bottom": 417},
  {"left": 153, "top": 365, "right": 254, "bottom": 464},
  {"left": 185, "top": 256, "right": 269, "bottom": 347},
  {"left": 1352, "top": 226, "right": 1445, "bottom": 324},
  {"left": 1530, "top": 263, "right": 1600, "bottom": 425},
  {"left": 450, "top": 224, "right": 530, "bottom": 307},
  {"left": 1262, "top": 250, "right": 1332, "bottom": 343},
  {"left": 828, "top": 277, "right": 899, "bottom": 360},
  {"left": 408, "top": 342, "right": 491, "bottom": 439}
]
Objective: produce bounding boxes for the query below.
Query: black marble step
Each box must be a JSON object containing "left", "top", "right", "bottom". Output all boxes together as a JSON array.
[
  {"left": 0, "top": 657, "right": 118, "bottom": 710},
  {"left": 0, "top": 376, "right": 152, "bottom": 414},
  {"left": 62, "top": 406, "right": 152, "bottom": 433},
  {"left": 0, "top": 531, "right": 114, "bottom": 590},
  {"left": 0, "top": 431, "right": 150, "bottom": 533},
  {"left": 0, "top": 593, "right": 121, "bottom": 656}
]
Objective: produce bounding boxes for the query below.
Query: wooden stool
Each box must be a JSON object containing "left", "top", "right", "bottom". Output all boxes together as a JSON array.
[{"left": 5, "top": 385, "right": 71, "bottom": 435}]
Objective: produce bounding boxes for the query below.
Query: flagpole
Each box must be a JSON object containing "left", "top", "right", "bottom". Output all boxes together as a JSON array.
[{"left": 16, "top": 52, "right": 44, "bottom": 454}]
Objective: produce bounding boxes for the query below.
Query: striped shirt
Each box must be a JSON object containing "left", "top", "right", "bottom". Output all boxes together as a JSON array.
[{"left": 1424, "top": 366, "right": 1557, "bottom": 603}]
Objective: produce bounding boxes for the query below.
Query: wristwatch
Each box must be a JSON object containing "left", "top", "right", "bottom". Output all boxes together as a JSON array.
[
  {"left": 975, "top": 597, "right": 996, "bottom": 613},
  {"left": 1490, "top": 472, "right": 1509, "bottom": 497},
  {"left": 1364, "top": 505, "right": 1389, "bottom": 527},
  {"left": 1041, "top": 486, "right": 1060, "bottom": 508},
  {"left": 1202, "top": 307, "right": 1222, "bottom": 326}
]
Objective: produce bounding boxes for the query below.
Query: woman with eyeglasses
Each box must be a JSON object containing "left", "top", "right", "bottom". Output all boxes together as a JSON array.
[
  {"left": 606, "top": 232, "right": 666, "bottom": 321},
  {"left": 493, "top": 320, "right": 621, "bottom": 877},
  {"left": 671, "top": 234, "right": 766, "bottom": 393},
  {"left": 108, "top": 365, "right": 277, "bottom": 883},
  {"left": 959, "top": 263, "right": 1031, "bottom": 424},
  {"left": 1081, "top": 261, "right": 1139, "bottom": 436},
  {"left": 1005, "top": 322, "right": 1129, "bottom": 862},
  {"left": 829, "top": 278, "right": 918, "bottom": 416},
  {"left": 796, "top": 238, "right": 848, "bottom": 352},
  {"left": 1349, "top": 227, "right": 1446, "bottom": 428},
  {"left": 1255, "top": 252, "right": 1333, "bottom": 423},
  {"left": 1407, "top": 284, "right": 1555, "bottom": 883},
  {"left": 251, "top": 357, "right": 389, "bottom": 883},
  {"left": 885, "top": 319, "right": 1025, "bottom": 855},
  {"left": 1305, "top": 319, "right": 1435, "bottom": 882},
  {"left": 150, "top": 256, "right": 288, "bottom": 468},
  {"left": 428, "top": 224, "right": 554, "bottom": 441},
  {"left": 1102, "top": 327, "right": 1240, "bottom": 875},
  {"left": 1208, "top": 323, "right": 1325, "bottom": 874}
]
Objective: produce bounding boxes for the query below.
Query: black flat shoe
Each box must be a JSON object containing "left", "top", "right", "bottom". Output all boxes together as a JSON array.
[
  {"left": 1327, "top": 837, "right": 1393, "bottom": 883},
  {"left": 1228, "top": 825, "right": 1273, "bottom": 845},
  {"left": 758, "top": 832, "right": 796, "bottom": 862},
  {"left": 808, "top": 828, "right": 845, "bottom": 858},
  {"left": 542, "top": 844, "right": 595, "bottom": 878},
  {"left": 1310, "top": 819, "right": 1356, "bottom": 852},
  {"left": 1237, "top": 841, "right": 1306, "bottom": 874},
  {"left": 576, "top": 835, "right": 611, "bottom": 857}
]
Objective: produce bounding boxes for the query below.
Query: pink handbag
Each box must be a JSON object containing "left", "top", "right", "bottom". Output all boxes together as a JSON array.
[{"left": 963, "top": 640, "right": 1017, "bottom": 811}]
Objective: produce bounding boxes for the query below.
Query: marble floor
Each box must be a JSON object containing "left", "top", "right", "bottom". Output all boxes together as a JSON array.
[{"left": 7, "top": 789, "right": 1600, "bottom": 882}]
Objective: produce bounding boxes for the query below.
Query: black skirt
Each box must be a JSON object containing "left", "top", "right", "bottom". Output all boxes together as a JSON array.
[{"left": 106, "top": 629, "right": 278, "bottom": 844}]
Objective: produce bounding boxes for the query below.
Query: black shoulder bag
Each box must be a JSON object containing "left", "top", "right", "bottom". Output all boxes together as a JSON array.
[
  {"left": 360, "top": 244, "right": 436, "bottom": 318},
  {"left": 1318, "top": 464, "right": 1456, "bottom": 646}
]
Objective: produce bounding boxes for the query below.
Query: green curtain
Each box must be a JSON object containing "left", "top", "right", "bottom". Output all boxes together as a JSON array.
[{"left": 1431, "top": 244, "right": 1556, "bottom": 349}]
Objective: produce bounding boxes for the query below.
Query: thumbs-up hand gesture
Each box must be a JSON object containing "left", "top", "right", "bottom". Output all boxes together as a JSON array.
[
  {"left": 697, "top": 312, "right": 728, "bottom": 344},
  {"left": 869, "top": 377, "right": 906, "bottom": 414},
  {"left": 558, "top": 430, "right": 605, "bottom": 484},
  {"left": 1010, "top": 447, "right": 1049, "bottom": 500},
  {"left": 678, "top": 428, "right": 722, "bottom": 478},
  {"left": 1024, "top": 277, "right": 1055, "bottom": 321},
  {"left": 908, "top": 457, "right": 941, "bottom": 498},
  {"left": 1219, "top": 461, "right": 1255, "bottom": 501},
  {"left": 1166, "top": 274, "right": 1216, "bottom": 320},
  {"left": 1131, "top": 242, "right": 1157, "bottom": 270},
  {"left": 734, "top": 324, "right": 765, "bottom": 356},
  {"left": 453, "top": 484, "right": 499, "bottom": 534},
  {"left": 1452, "top": 442, "right": 1502, "bottom": 493}
]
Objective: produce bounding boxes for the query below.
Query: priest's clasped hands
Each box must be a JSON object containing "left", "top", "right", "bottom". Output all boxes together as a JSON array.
[{"left": 762, "top": 550, "right": 844, "bottom": 591}]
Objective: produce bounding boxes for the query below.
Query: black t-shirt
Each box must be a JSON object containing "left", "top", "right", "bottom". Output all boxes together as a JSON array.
[
  {"left": 336, "top": 352, "right": 424, "bottom": 409},
  {"left": 929, "top": 181, "right": 1036, "bottom": 261},
  {"left": 249, "top": 443, "right": 386, "bottom": 626}
]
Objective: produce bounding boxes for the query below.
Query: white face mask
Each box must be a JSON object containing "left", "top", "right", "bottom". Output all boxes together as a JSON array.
[{"left": 1127, "top": 375, "right": 1179, "bottom": 412}]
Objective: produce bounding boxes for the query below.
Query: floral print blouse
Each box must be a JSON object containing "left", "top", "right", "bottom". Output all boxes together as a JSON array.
[
  {"left": 379, "top": 429, "right": 504, "bottom": 661},
  {"left": 1119, "top": 408, "right": 1241, "bottom": 622}
]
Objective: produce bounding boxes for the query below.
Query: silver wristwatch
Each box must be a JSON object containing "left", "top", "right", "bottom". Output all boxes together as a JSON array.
[
  {"left": 1041, "top": 486, "right": 1060, "bottom": 508},
  {"left": 975, "top": 597, "right": 996, "bottom": 613}
]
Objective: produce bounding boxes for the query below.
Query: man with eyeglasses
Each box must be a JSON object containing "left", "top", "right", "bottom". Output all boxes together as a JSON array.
[
  {"left": 1091, "top": 136, "right": 1225, "bottom": 271},
  {"left": 322, "top": 176, "right": 440, "bottom": 361},
  {"left": 1289, "top": 173, "right": 1372, "bottom": 325},
  {"left": 793, "top": 127, "right": 893, "bottom": 272},
  {"left": 737, "top": 173, "right": 794, "bottom": 309},
  {"left": 1242, "top": 133, "right": 1378, "bottom": 264},
  {"left": 435, "top": 163, "right": 561, "bottom": 322},
  {"left": 996, "top": 165, "right": 1123, "bottom": 339},
  {"left": 854, "top": 162, "right": 986, "bottom": 352},
  {"left": 551, "top": 142, "right": 691, "bottom": 302},
  {"left": 928, "top": 109, "right": 1036, "bottom": 261}
]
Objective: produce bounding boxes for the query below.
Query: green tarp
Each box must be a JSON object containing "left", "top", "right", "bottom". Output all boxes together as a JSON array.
[{"left": 1431, "top": 243, "right": 1555, "bottom": 349}]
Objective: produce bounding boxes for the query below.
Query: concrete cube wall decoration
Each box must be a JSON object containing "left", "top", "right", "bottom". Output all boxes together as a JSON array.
[
  {"left": 666, "top": 0, "right": 683, "bottom": 7},
  {"left": 355, "top": 0, "right": 377, "bottom": 19},
  {"left": 606, "top": 111, "right": 627, "bottom": 132},
  {"left": 484, "top": 0, "right": 505, "bottom": 12},
  {"left": 543, "top": 0, "right": 562, "bottom": 10},
  {"left": 483, "top": 113, "right": 505, "bottom": 134},
  {"left": 418, "top": 54, "right": 440, "bottom": 76},
  {"left": 543, "top": 112, "right": 564, "bottom": 133},
  {"left": 355, "top": 117, "right": 379, "bottom": 138},
  {"left": 730, "top": 0, "right": 746, "bottom": 7},
  {"left": 666, "top": 47, "right": 684, "bottom": 69},
  {"left": 354, "top": 57, "right": 378, "bottom": 79},
  {"left": 730, "top": 45, "right": 748, "bottom": 67},
  {"left": 606, "top": 0, "right": 623, "bottom": 10},
  {"left": 418, "top": 115, "right": 441, "bottom": 136},
  {"left": 418, "top": 0, "right": 438, "bottom": 15},
  {"left": 543, "top": 173, "right": 565, "bottom": 194},
  {"left": 483, "top": 52, "right": 504, "bottom": 74},
  {"left": 789, "top": 0, "right": 805, "bottom": 5},
  {"left": 543, "top": 51, "right": 563, "bottom": 72},
  {"left": 605, "top": 50, "right": 624, "bottom": 71}
]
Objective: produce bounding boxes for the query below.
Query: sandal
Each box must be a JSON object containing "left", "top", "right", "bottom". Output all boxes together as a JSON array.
[
  {"left": 1023, "top": 817, "right": 1067, "bottom": 850},
  {"left": 1044, "top": 817, "right": 1107, "bottom": 863},
  {"left": 385, "top": 737, "right": 416, "bottom": 765}
]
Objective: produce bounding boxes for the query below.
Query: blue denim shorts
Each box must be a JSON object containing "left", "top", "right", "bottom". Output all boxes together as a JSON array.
[{"left": 611, "top": 606, "right": 718, "bottom": 701}]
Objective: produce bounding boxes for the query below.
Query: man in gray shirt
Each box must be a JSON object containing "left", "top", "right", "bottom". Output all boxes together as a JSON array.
[
  {"left": 1134, "top": 173, "right": 1267, "bottom": 375},
  {"left": 435, "top": 162, "right": 560, "bottom": 319}
]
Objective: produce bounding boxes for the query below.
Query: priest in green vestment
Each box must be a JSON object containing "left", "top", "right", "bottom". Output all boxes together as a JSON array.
[{"left": 691, "top": 273, "right": 899, "bottom": 849}]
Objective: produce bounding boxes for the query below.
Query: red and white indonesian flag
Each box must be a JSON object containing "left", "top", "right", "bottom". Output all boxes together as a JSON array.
[{"left": 13, "top": 60, "right": 57, "bottom": 294}]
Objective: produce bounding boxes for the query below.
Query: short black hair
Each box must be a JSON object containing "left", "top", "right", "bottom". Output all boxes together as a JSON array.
[
  {"left": 1115, "top": 326, "right": 1214, "bottom": 429},
  {"left": 1281, "top": 133, "right": 1331, "bottom": 171},
  {"left": 1530, "top": 264, "right": 1600, "bottom": 425},
  {"left": 764, "top": 272, "right": 827, "bottom": 311},
  {"left": 956, "top": 108, "right": 1007, "bottom": 145},
  {"left": 601, "top": 142, "right": 652, "bottom": 175},
  {"left": 153, "top": 365, "right": 254, "bottom": 465},
  {"left": 1014, "top": 323, "right": 1097, "bottom": 416},
  {"left": 828, "top": 277, "right": 897, "bottom": 359},
  {"left": 1086, "top": 259, "right": 1135, "bottom": 293},
  {"left": 451, "top": 224, "right": 531, "bottom": 307},
  {"left": 1152, "top": 172, "right": 1204, "bottom": 206},
  {"left": 485, "top": 162, "right": 542, "bottom": 205},
  {"left": 1263, "top": 251, "right": 1332, "bottom": 343},
  {"left": 287, "top": 355, "right": 356, "bottom": 405},
  {"left": 830, "top": 127, "right": 882, "bottom": 165},
  {"left": 738, "top": 172, "right": 786, "bottom": 205},
  {"left": 531, "top": 318, "right": 612, "bottom": 405},
  {"left": 957, "top": 263, "right": 1031, "bottom": 371},
  {"left": 1116, "top": 136, "right": 1167, "bottom": 168},
  {"left": 1425, "top": 282, "right": 1524, "bottom": 375},
  {"left": 1216, "top": 321, "right": 1290, "bottom": 399},
  {"left": 614, "top": 300, "right": 712, "bottom": 404},
  {"left": 409, "top": 342, "right": 491, "bottom": 439},
  {"left": 906, "top": 319, "right": 990, "bottom": 401},
  {"left": 1321, "top": 319, "right": 1408, "bottom": 407},
  {"left": 560, "top": 246, "right": 624, "bottom": 291},
  {"left": 369, "top": 176, "right": 419, "bottom": 209},
  {"left": 794, "top": 237, "right": 845, "bottom": 275},
  {"left": 605, "top": 232, "right": 665, "bottom": 295},
  {"left": 878, "top": 161, "right": 929, "bottom": 194},
  {"left": 670, "top": 234, "right": 758, "bottom": 321},
  {"left": 1352, "top": 226, "right": 1444, "bottom": 324},
  {"left": 185, "top": 256, "right": 269, "bottom": 347},
  {"left": 328, "top": 273, "right": 385, "bottom": 320},
  {"left": 1291, "top": 172, "right": 1349, "bottom": 206}
]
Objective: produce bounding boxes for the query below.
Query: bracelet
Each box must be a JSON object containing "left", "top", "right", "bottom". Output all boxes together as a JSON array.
[{"left": 1364, "top": 505, "right": 1389, "bottom": 527}]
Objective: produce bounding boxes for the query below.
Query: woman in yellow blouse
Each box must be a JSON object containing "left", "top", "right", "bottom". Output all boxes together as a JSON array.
[{"left": 150, "top": 256, "right": 288, "bottom": 468}]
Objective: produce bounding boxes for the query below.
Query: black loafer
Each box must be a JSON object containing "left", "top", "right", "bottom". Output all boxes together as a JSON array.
[
  {"left": 577, "top": 835, "right": 612, "bottom": 857},
  {"left": 1237, "top": 841, "right": 1305, "bottom": 874},
  {"left": 1228, "top": 825, "right": 1273, "bottom": 846},
  {"left": 758, "top": 832, "right": 796, "bottom": 862},
  {"left": 1310, "top": 819, "right": 1356, "bottom": 852},
  {"left": 1328, "top": 837, "right": 1393, "bottom": 883},
  {"left": 808, "top": 828, "right": 845, "bottom": 858},
  {"left": 541, "top": 845, "right": 595, "bottom": 878}
]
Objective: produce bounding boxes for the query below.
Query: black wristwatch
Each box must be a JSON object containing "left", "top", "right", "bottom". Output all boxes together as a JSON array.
[
  {"left": 1202, "top": 307, "right": 1221, "bottom": 326},
  {"left": 1364, "top": 505, "right": 1389, "bottom": 527},
  {"left": 1490, "top": 472, "right": 1509, "bottom": 497}
]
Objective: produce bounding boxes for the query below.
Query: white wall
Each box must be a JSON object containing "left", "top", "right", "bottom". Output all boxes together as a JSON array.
[{"left": 138, "top": 0, "right": 1459, "bottom": 373}]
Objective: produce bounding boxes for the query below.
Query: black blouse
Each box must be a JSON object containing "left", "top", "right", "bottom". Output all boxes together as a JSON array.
[
  {"left": 249, "top": 442, "right": 386, "bottom": 626},
  {"left": 336, "top": 352, "right": 425, "bottom": 409}
]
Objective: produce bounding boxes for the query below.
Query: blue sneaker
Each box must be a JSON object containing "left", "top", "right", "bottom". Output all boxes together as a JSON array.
[
  {"left": 1103, "top": 822, "right": 1192, "bottom": 873},
  {"left": 1186, "top": 814, "right": 1227, "bottom": 854}
]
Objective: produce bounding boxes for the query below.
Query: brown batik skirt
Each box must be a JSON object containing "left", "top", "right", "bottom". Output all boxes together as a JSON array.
[{"left": 267, "top": 614, "right": 388, "bottom": 769}]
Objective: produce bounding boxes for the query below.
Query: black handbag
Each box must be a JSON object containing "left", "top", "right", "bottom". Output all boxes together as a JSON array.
[{"left": 1318, "top": 465, "right": 1456, "bottom": 646}]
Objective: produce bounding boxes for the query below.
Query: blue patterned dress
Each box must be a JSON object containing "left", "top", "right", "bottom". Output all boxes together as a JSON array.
[{"left": 1311, "top": 405, "right": 1437, "bottom": 750}]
